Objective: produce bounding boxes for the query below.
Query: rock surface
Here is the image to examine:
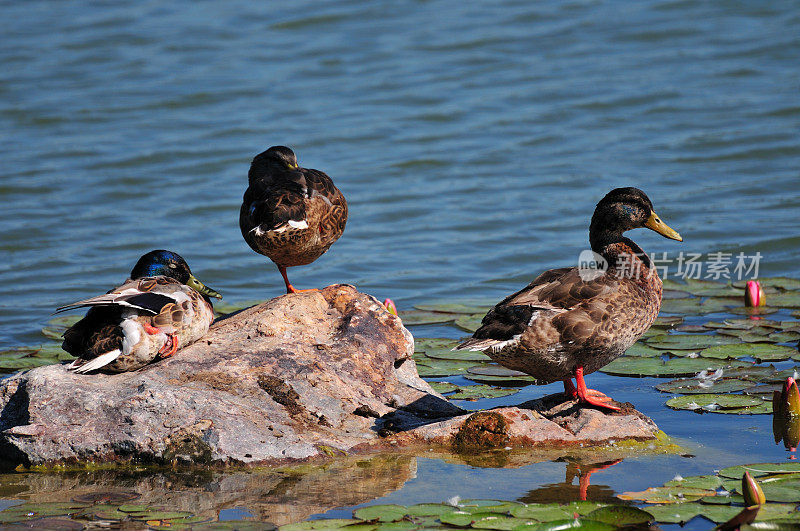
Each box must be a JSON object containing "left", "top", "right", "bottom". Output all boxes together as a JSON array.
[{"left": 0, "top": 285, "right": 659, "bottom": 467}]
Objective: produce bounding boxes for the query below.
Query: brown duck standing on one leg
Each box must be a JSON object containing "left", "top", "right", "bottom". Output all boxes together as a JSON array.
[
  {"left": 454, "top": 187, "right": 682, "bottom": 411},
  {"left": 239, "top": 146, "right": 348, "bottom": 294}
]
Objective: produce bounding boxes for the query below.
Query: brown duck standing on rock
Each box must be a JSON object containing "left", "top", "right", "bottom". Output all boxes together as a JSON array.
[
  {"left": 455, "top": 188, "right": 682, "bottom": 411},
  {"left": 240, "top": 146, "right": 348, "bottom": 293}
]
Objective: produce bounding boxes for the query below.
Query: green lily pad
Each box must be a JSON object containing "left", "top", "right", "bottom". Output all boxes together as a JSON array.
[
  {"left": 766, "top": 292, "right": 800, "bottom": 308},
  {"left": 405, "top": 503, "right": 457, "bottom": 517},
  {"left": 655, "top": 378, "right": 751, "bottom": 394},
  {"left": 455, "top": 314, "right": 485, "bottom": 332},
  {"left": 585, "top": 506, "right": 653, "bottom": 526},
  {"left": 742, "top": 383, "right": 783, "bottom": 395},
  {"left": 515, "top": 519, "right": 615, "bottom": 530},
  {"left": 449, "top": 385, "right": 519, "bottom": 401},
  {"left": 118, "top": 504, "right": 152, "bottom": 513},
  {"left": 660, "top": 297, "right": 737, "bottom": 315},
  {"left": 719, "top": 463, "right": 800, "bottom": 479},
  {"left": 666, "top": 394, "right": 763, "bottom": 411},
  {"left": 713, "top": 402, "right": 773, "bottom": 414},
  {"left": 601, "top": 357, "right": 745, "bottom": 377},
  {"left": 353, "top": 505, "right": 408, "bottom": 523},
  {"left": 129, "top": 510, "right": 194, "bottom": 521},
  {"left": 414, "top": 303, "right": 491, "bottom": 315},
  {"left": 675, "top": 325, "right": 710, "bottom": 333},
  {"left": 464, "top": 373, "right": 538, "bottom": 386},
  {"left": 415, "top": 338, "right": 459, "bottom": 351},
  {"left": 439, "top": 510, "right": 493, "bottom": 527},
  {"left": 664, "top": 474, "right": 724, "bottom": 489},
  {"left": 729, "top": 306, "right": 780, "bottom": 316},
  {"left": 471, "top": 515, "right": 529, "bottom": 530},
  {"left": 0, "top": 356, "right": 55, "bottom": 370},
  {"left": 700, "top": 344, "right": 797, "bottom": 361},
  {"left": 647, "top": 333, "right": 738, "bottom": 350},
  {"left": 398, "top": 311, "right": 456, "bottom": 326},
  {"left": 704, "top": 319, "right": 765, "bottom": 330},
  {"left": 624, "top": 343, "right": 663, "bottom": 357},
  {"left": 653, "top": 316, "right": 685, "bottom": 328},
  {"left": 716, "top": 328, "right": 776, "bottom": 342},
  {"left": 429, "top": 381, "right": 459, "bottom": 394},
  {"left": 423, "top": 348, "right": 491, "bottom": 362},
  {"left": 510, "top": 504, "right": 589, "bottom": 521},
  {"left": 734, "top": 277, "right": 800, "bottom": 291},
  {"left": 617, "top": 486, "right": 715, "bottom": 503},
  {"left": 770, "top": 331, "right": 800, "bottom": 343},
  {"left": 415, "top": 359, "right": 477, "bottom": 377},
  {"left": 467, "top": 365, "right": 528, "bottom": 377},
  {"left": 682, "top": 278, "right": 742, "bottom": 297}
]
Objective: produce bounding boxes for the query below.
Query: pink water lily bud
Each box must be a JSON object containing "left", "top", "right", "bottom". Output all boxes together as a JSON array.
[
  {"left": 742, "top": 471, "right": 766, "bottom": 507},
  {"left": 744, "top": 280, "right": 766, "bottom": 307},
  {"left": 383, "top": 298, "right": 398, "bottom": 316}
]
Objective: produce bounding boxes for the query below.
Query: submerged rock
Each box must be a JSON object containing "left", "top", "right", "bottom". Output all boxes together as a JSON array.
[{"left": 0, "top": 285, "right": 659, "bottom": 467}]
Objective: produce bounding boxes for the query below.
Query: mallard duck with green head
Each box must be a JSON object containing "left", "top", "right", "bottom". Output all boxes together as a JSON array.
[
  {"left": 57, "top": 250, "right": 222, "bottom": 373},
  {"left": 455, "top": 188, "right": 682, "bottom": 411},
  {"left": 239, "top": 146, "right": 348, "bottom": 293}
]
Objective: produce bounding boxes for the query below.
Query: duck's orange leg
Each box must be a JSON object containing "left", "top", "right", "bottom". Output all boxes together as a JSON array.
[
  {"left": 159, "top": 333, "right": 179, "bottom": 358},
  {"left": 574, "top": 366, "right": 621, "bottom": 411},
  {"left": 278, "top": 265, "right": 317, "bottom": 294},
  {"left": 577, "top": 459, "right": 623, "bottom": 500}
]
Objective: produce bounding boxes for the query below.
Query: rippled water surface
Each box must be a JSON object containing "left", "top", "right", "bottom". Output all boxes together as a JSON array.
[{"left": 1, "top": 0, "right": 799, "bottom": 527}]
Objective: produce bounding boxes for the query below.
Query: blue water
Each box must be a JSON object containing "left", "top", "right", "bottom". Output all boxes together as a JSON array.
[{"left": 1, "top": 0, "right": 799, "bottom": 527}]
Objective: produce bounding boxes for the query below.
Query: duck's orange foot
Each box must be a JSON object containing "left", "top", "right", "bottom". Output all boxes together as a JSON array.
[
  {"left": 143, "top": 322, "right": 161, "bottom": 335},
  {"left": 286, "top": 286, "right": 319, "bottom": 294},
  {"left": 574, "top": 367, "right": 621, "bottom": 412},
  {"left": 158, "top": 333, "right": 179, "bottom": 358}
]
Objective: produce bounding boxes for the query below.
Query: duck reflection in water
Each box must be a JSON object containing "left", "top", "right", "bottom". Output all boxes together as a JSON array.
[{"left": 519, "top": 458, "right": 623, "bottom": 503}]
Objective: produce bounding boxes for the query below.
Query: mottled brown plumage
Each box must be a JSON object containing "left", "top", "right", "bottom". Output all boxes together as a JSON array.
[
  {"left": 58, "top": 250, "right": 221, "bottom": 373},
  {"left": 455, "top": 187, "right": 682, "bottom": 410},
  {"left": 240, "top": 146, "right": 347, "bottom": 293}
]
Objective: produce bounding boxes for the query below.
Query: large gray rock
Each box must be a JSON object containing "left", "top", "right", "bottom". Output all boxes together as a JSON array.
[{"left": 0, "top": 284, "right": 659, "bottom": 467}]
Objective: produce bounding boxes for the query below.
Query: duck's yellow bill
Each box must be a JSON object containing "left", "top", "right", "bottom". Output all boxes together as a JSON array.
[
  {"left": 645, "top": 212, "right": 682, "bottom": 242},
  {"left": 187, "top": 275, "right": 223, "bottom": 299}
]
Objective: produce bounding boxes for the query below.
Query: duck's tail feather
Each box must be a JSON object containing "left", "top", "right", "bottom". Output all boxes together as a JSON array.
[{"left": 69, "top": 349, "right": 121, "bottom": 374}]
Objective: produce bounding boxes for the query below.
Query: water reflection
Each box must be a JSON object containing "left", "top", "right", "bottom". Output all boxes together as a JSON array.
[
  {"left": 519, "top": 459, "right": 622, "bottom": 504},
  {"left": 0, "top": 454, "right": 415, "bottom": 526}
]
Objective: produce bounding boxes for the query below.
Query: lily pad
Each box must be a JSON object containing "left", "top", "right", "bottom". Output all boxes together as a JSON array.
[
  {"left": 734, "top": 277, "right": 800, "bottom": 291},
  {"left": 405, "top": 504, "right": 457, "bottom": 517},
  {"left": 415, "top": 338, "right": 459, "bottom": 351},
  {"left": 700, "top": 344, "right": 797, "bottom": 361},
  {"left": 515, "top": 519, "right": 615, "bottom": 530},
  {"left": 617, "top": 486, "right": 715, "bottom": 503},
  {"left": 769, "top": 331, "right": 800, "bottom": 343},
  {"left": 414, "top": 303, "right": 491, "bottom": 315},
  {"left": 647, "top": 333, "right": 738, "bottom": 350},
  {"left": 729, "top": 306, "right": 779, "bottom": 316},
  {"left": 130, "top": 509, "right": 194, "bottom": 521},
  {"left": 398, "top": 311, "right": 456, "bottom": 326},
  {"left": 429, "top": 381, "right": 459, "bottom": 394},
  {"left": 464, "top": 373, "right": 538, "bottom": 386},
  {"left": 449, "top": 385, "right": 518, "bottom": 401},
  {"left": 664, "top": 475, "right": 724, "bottom": 489},
  {"left": 660, "top": 297, "right": 736, "bottom": 315},
  {"left": 666, "top": 394, "right": 763, "bottom": 411},
  {"left": 353, "top": 504, "right": 408, "bottom": 523},
  {"left": 585, "top": 506, "right": 653, "bottom": 526},
  {"left": 510, "top": 503, "right": 603, "bottom": 521},
  {"left": 655, "top": 378, "right": 751, "bottom": 394},
  {"left": 467, "top": 365, "right": 528, "bottom": 377},
  {"left": 454, "top": 314, "right": 485, "bottom": 332},
  {"left": 624, "top": 343, "right": 663, "bottom": 357},
  {"left": 415, "top": 360, "right": 475, "bottom": 377},
  {"left": 765, "top": 292, "right": 800, "bottom": 308},
  {"left": 423, "top": 348, "right": 491, "bottom": 362},
  {"left": 713, "top": 402, "right": 773, "bottom": 414},
  {"left": 601, "top": 357, "right": 745, "bottom": 378},
  {"left": 719, "top": 463, "right": 800, "bottom": 479},
  {"left": 653, "top": 316, "right": 685, "bottom": 327}
]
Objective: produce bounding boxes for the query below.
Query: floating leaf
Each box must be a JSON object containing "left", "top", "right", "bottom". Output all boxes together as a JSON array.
[
  {"left": 718, "top": 463, "right": 800, "bottom": 479},
  {"left": 423, "top": 348, "right": 490, "bottom": 362},
  {"left": 617, "top": 486, "right": 715, "bottom": 503},
  {"left": 585, "top": 506, "right": 653, "bottom": 526},
  {"left": 129, "top": 510, "right": 194, "bottom": 521},
  {"left": 511, "top": 504, "right": 596, "bottom": 521},
  {"left": 666, "top": 394, "right": 763, "bottom": 411},
  {"left": 765, "top": 292, "right": 800, "bottom": 308},
  {"left": 454, "top": 314, "right": 485, "bottom": 332},
  {"left": 653, "top": 316, "right": 685, "bottom": 328},
  {"left": 405, "top": 504, "right": 457, "bottom": 517},
  {"left": 515, "top": 518, "right": 615, "bottom": 530},
  {"left": 734, "top": 277, "right": 800, "bottom": 291},
  {"left": 664, "top": 475, "right": 724, "bottom": 489},
  {"left": 729, "top": 306, "right": 779, "bottom": 316},
  {"left": 415, "top": 338, "right": 459, "bottom": 351},
  {"left": 464, "top": 373, "right": 538, "bottom": 387},
  {"left": 742, "top": 383, "right": 783, "bottom": 396},
  {"left": 713, "top": 402, "right": 773, "bottom": 415},
  {"left": 398, "top": 311, "right": 456, "bottom": 326},
  {"left": 467, "top": 365, "right": 528, "bottom": 377},
  {"left": 449, "top": 385, "right": 519, "bottom": 401},
  {"left": 769, "top": 331, "right": 800, "bottom": 343},
  {"left": 647, "top": 333, "right": 738, "bottom": 350},
  {"left": 660, "top": 298, "right": 736, "bottom": 315},
  {"left": 601, "top": 357, "right": 745, "bottom": 378},
  {"left": 701, "top": 344, "right": 797, "bottom": 361},
  {"left": 624, "top": 343, "right": 663, "bottom": 357},
  {"left": 415, "top": 359, "right": 477, "bottom": 377},
  {"left": 429, "top": 381, "right": 458, "bottom": 394},
  {"left": 656, "top": 378, "right": 751, "bottom": 395},
  {"left": 353, "top": 504, "right": 408, "bottom": 523},
  {"left": 414, "top": 303, "right": 491, "bottom": 315}
]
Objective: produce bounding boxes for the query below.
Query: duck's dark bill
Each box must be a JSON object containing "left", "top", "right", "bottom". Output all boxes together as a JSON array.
[
  {"left": 645, "top": 212, "right": 682, "bottom": 242},
  {"left": 187, "top": 275, "right": 223, "bottom": 299}
]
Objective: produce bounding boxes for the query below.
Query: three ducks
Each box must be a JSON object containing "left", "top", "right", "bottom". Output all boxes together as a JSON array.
[{"left": 59, "top": 151, "right": 681, "bottom": 415}]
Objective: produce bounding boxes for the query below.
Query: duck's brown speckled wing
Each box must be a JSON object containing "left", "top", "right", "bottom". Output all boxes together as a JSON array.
[
  {"left": 240, "top": 166, "right": 309, "bottom": 233},
  {"left": 456, "top": 267, "right": 654, "bottom": 381},
  {"left": 302, "top": 167, "right": 348, "bottom": 245}
]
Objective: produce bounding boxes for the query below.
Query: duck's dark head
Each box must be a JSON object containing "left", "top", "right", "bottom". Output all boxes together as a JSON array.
[
  {"left": 130, "top": 250, "right": 222, "bottom": 299},
  {"left": 589, "top": 187, "right": 682, "bottom": 251},
  {"left": 250, "top": 145, "right": 299, "bottom": 174}
]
